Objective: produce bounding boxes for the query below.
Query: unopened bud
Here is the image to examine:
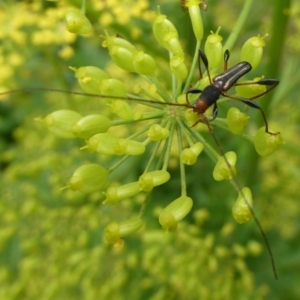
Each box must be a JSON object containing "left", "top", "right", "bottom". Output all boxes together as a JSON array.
[
  {"left": 41, "top": 110, "right": 82, "bottom": 139},
  {"left": 185, "top": 0, "right": 204, "bottom": 41},
  {"left": 104, "top": 182, "right": 140, "bottom": 205},
  {"left": 170, "top": 56, "right": 188, "bottom": 81},
  {"left": 85, "top": 133, "right": 145, "bottom": 156},
  {"left": 67, "top": 164, "right": 108, "bottom": 193},
  {"left": 213, "top": 151, "right": 237, "bottom": 181},
  {"left": 133, "top": 51, "right": 156, "bottom": 76},
  {"left": 232, "top": 187, "right": 253, "bottom": 224},
  {"left": 159, "top": 196, "right": 193, "bottom": 231},
  {"left": 240, "top": 35, "right": 267, "bottom": 70},
  {"left": 139, "top": 170, "right": 170, "bottom": 192},
  {"left": 226, "top": 107, "right": 249, "bottom": 135},
  {"left": 72, "top": 114, "right": 111, "bottom": 139},
  {"left": 104, "top": 218, "right": 144, "bottom": 245},
  {"left": 65, "top": 10, "right": 93, "bottom": 35},
  {"left": 234, "top": 77, "right": 266, "bottom": 98},
  {"left": 181, "top": 142, "right": 204, "bottom": 165},
  {"left": 70, "top": 66, "right": 109, "bottom": 94},
  {"left": 107, "top": 100, "right": 134, "bottom": 120},
  {"left": 204, "top": 27, "right": 223, "bottom": 69},
  {"left": 253, "top": 127, "right": 284, "bottom": 156},
  {"left": 148, "top": 124, "right": 170, "bottom": 141}
]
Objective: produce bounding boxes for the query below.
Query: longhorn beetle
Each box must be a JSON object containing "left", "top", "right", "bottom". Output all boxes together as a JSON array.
[
  {"left": 1, "top": 48, "right": 280, "bottom": 279},
  {"left": 185, "top": 49, "right": 279, "bottom": 134}
]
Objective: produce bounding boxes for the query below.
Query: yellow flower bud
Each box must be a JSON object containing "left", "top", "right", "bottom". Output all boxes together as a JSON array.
[
  {"left": 234, "top": 77, "right": 266, "bottom": 98},
  {"left": 72, "top": 114, "right": 111, "bottom": 139},
  {"left": 65, "top": 10, "right": 93, "bottom": 35},
  {"left": 114, "top": 139, "right": 145, "bottom": 156},
  {"left": 133, "top": 51, "right": 156, "bottom": 76},
  {"left": 153, "top": 13, "right": 178, "bottom": 50},
  {"left": 85, "top": 133, "right": 145, "bottom": 156},
  {"left": 204, "top": 27, "right": 223, "bottom": 69},
  {"left": 185, "top": 0, "right": 204, "bottom": 41},
  {"left": 240, "top": 35, "right": 267, "bottom": 70},
  {"left": 42, "top": 110, "right": 82, "bottom": 139},
  {"left": 67, "top": 164, "right": 108, "bottom": 193},
  {"left": 159, "top": 196, "right": 193, "bottom": 232},
  {"left": 70, "top": 66, "right": 109, "bottom": 94},
  {"left": 104, "top": 218, "right": 144, "bottom": 245},
  {"left": 99, "top": 78, "right": 127, "bottom": 98},
  {"left": 253, "top": 127, "right": 284, "bottom": 156},
  {"left": 104, "top": 35, "right": 136, "bottom": 52},
  {"left": 107, "top": 100, "right": 134, "bottom": 120},
  {"left": 226, "top": 107, "right": 249, "bottom": 135},
  {"left": 232, "top": 187, "right": 253, "bottom": 224},
  {"left": 103, "top": 182, "right": 140, "bottom": 205},
  {"left": 181, "top": 142, "right": 204, "bottom": 165},
  {"left": 147, "top": 124, "right": 170, "bottom": 141},
  {"left": 213, "top": 151, "right": 237, "bottom": 181},
  {"left": 139, "top": 170, "right": 170, "bottom": 192},
  {"left": 109, "top": 46, "right": 135, "bottom": 72},
  {"left": 170, "top": 55, "right": 188, "bottom": 81}
]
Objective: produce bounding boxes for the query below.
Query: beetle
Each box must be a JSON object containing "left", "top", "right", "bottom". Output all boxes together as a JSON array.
[{"left": 185, "top": 49, "right": 279, "bottom": 135}]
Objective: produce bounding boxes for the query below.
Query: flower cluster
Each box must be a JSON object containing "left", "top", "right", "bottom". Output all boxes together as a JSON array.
[{"left": 35, "top": 1, "right": 285, "bottom": 247}]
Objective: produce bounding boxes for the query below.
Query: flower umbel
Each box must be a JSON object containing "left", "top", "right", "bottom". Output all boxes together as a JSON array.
[{"left": 34, "top": 4, "right": 282, "bottom": 246}]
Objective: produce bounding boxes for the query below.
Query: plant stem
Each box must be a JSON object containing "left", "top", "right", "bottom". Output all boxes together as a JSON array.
[{"left": 224, "top": 0, "right": 254, "bottom": 51}]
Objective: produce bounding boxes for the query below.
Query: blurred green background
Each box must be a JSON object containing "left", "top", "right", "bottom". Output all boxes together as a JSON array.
[{"left": 0, "top": 0, "right": 299, "bottom": 299}]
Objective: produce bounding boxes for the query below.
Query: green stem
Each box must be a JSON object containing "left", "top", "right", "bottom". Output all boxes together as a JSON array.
[
  {"left": 162, "top": 121, "right": 175, "bottom": 170},
  {"left": 223, "top": 0, "right": 253, "bottom": 51},
  {"left": 183, "top": 40, "right": 201, "bottom": 94},
  {"left": 81, "top": 0, "right": 86, "bottom": 13},
  {"left": 176, "top": 125, "right": 187, "bottom": 197}
]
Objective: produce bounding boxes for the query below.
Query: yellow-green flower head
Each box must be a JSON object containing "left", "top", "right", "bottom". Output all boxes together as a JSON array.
[
  {"left": 65, "top": 10, "right": 93, "bottom": 35},
  {"left": 159, "top": 196, "right": 193, "bottom": 232},
  {"left": 67, "top": 164, "right": 108, "bottom": 193},
  {"left": 253, "top": 127, "right": 284, "bottom": 156},
  {"left": 240, "top": 35, "right": 267, "bottom": 70},
  {"left": 232, "top": 187, "right": 253, "bottom": 224},
  {"left": 204, "top": 27, "right": 223, "bottom": 69},
  {"left": 226, "top": 107, "right": 250, "bottom": 135}
]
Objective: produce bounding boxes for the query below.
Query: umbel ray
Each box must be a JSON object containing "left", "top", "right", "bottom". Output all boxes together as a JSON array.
[{"left": 2, "top": 49, "right": 280, "bottom": 279}]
